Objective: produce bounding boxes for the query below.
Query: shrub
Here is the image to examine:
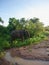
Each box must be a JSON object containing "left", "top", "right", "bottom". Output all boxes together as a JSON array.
[
  {"left": 44, "top": 31, "right": 49, "bottom": 36},
  {"left": 11, "top": 40, "right": 18, "bottom": 47},
  {"left": 0, "top": 34, "right": 10, "bottom": 50},
  {"left": 11, "top": 39, "right": 31, "bottom": 47},
  {"left": 11, "top": 35, "right": 47, "bottom": 47},
  {"left": 2, "top": 41, "right": 10, "bottom": 49},
  {"left": 0, "top": 51, "right": 6, "bottom": 58}
]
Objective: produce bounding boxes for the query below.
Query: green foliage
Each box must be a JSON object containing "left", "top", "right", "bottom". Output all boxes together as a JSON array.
[
  {"left": 45, "top": 26, "right": 49, "bottom": 31},
  {"left": 0, "top": 17, "right": 4, "bottom": 23},
  {"left": 0, "top": 25, "right": 10, "bottom": 50},
  {"left": 0, "top": 51, "right": 6, "bottom": 58},
  {"left": 11, "top": 34, "right": 47, "bottom": 47},
  {"left": 0, "top": 17, "right": 48, "bottom": 51},
  {"left": 44, "top": 31, "right": 49, "bottom": 36},
  {"left": 11, "top": 38, "right": 32, "bottom": 47},
  {"left": 2, "top": 41, "right": 10, "bottom": 49},
  {"left": 0, "top": 39, "right": 10, "bottom": 49}
]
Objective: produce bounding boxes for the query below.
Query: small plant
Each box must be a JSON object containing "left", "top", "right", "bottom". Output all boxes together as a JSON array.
[
  {"left": 0, "top": 51, "right": 6, "bottom": 58},
  {"left": 2, "top": 41, "right": 10, "bottom": 49},
  {"left": 10, "top": 34, "right": 47, "bottom": 48}
]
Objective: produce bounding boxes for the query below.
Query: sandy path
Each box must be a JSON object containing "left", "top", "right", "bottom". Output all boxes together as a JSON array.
[{"left": 4, "top": 52, "right": 49, "bottom": 65}]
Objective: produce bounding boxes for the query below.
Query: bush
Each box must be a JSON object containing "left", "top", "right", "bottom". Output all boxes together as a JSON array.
[
  {"left": 0, "top": 39, "right": 10, "bottom": 49},
  {"left": 11, "top": 39, "right": 31, "bottom": 47},
  {"left": 11, "top": 34, "right": 47, "bottom": 47},
  {"left": 11, "top": 40, "right": 18, "bottom": 47},
  {"left": 2, "top": 41, "right": 10, "bottom": 49},
  {"left": 44, "top": 31, "right": 49, "bottom": 36},
  {"left": 0, "top": 51, "right": 6, "bottom": 58}
]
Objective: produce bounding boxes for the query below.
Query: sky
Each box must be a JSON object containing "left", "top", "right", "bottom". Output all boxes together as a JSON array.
[{"left": 0, "top": 0, "right": 49, "bottom": 26}]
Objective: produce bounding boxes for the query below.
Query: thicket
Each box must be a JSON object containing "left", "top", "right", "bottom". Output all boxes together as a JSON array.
[{"left": 0, "top": 17, "right": 49, "bottom": 56}]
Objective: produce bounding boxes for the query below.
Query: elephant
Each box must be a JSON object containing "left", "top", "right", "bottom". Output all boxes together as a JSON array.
[{"left": 10, "top": 30, "right": 30, "bottom": 42}]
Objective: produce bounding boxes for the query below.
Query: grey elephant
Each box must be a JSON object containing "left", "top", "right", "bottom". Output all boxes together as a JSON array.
[{"left": 10, "top": 30, "right": 30, "bottom": 42}]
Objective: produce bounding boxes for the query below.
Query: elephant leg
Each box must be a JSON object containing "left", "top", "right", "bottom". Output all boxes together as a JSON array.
[{"left": 21, "top": 36, "right": 24, "bottom": 41}]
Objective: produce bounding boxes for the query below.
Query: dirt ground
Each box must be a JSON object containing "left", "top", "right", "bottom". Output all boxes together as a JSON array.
[
  {"left": 0, "top": 58, "right": 13, "bottom": 65},
  {"left": 1, "top": 40, "right": 49, "bottom": 65},
  {"left": 10, "top": 40, "right": 49, "bottom": 61},
  {"left": 4, "top": 52, "right": 49, "bottom": 65}
]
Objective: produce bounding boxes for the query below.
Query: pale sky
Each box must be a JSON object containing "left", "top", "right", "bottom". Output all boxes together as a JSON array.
[{"left": 0, "top": 0, "right": 49, "bottom": 26}]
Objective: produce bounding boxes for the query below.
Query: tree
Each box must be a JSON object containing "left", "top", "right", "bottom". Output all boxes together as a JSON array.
[
  {"left": 34, "top": 22, "right": 45, "bottom": 36},
  {"left": 25, "top": 17, "right": 45, "bottom": 37},
  {"left": 0, "top": 17, "right": 4, "bottom": 23},
  {"left": 30, "top": 17, "right": 39, "bottom": 23},
  {"left": 45, "top": 26, "right": 49, "bottom": 31},
  {"left": 19, "top": 18, "right": 26, "bottom": 29},
  {"left": 7, "top": 18, "right": 20, "bottom": 32},
  {"left": 7, "top": 17, "right": 45, "bottom": 37}
]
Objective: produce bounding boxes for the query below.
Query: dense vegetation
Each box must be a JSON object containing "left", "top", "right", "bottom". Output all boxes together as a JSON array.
[{"left": 0, "top": 17, "right": 49, "bottom": 58}]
